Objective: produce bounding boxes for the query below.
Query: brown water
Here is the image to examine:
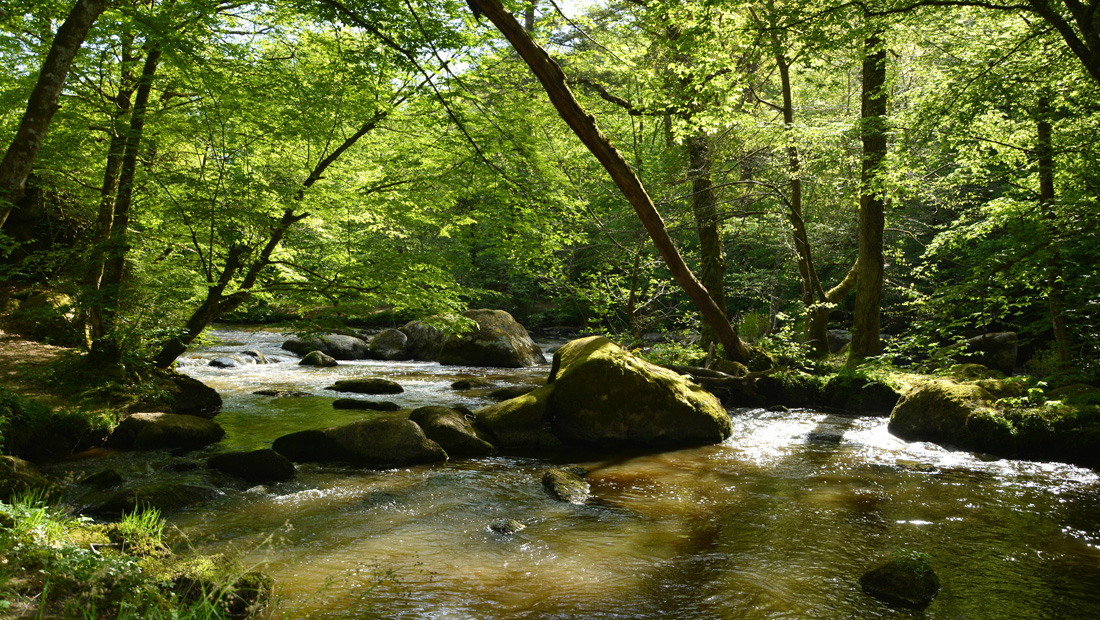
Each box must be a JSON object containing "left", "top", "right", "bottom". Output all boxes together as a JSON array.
[{"left": 55, "top": 328, "right": 1100, "bottom": 619}]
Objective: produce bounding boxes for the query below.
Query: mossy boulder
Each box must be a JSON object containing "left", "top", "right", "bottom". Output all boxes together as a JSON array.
[
  {"left": 860, "top": 552, "right": 941, "bottom": 608},
  {"left": 95, "top": 483, "right": 220, "bottom": 517},
  {"left": 402, "top": 309, "right": 546, "bottom": 367},
  {"left": 299, "top": 350, "right": 338, "bottom": 367},
  {"left": 0, "top": 455, "right": 57, "bottom": 502},
  {"left": 822, "top": 374, "right": 901, "bottom": 415},
  {"left": 541, "top": 467, "right": 590, "bottom": 504},
  {"left": 409, "top": 406, "right": 496, "bottom": 457},
  {"left": 326, "top": 377, "right": 404, "bottom": 395},
  {"left": 474, "top": 384, "right": 562, "bottom": 451},
  {"left": 271, "top": 418, "right": 447, "bottom": 467},
  {"left": 160, "top": 371, "right": 222, "bottom": 418},
  {"left": 755, "top": 370, "right": 825, "bottom": 409},
  {"left": 888, "top": 379, "right": 1001, "bottom": 449},
  {"left": 548, "top": 336, "right": 731, "bottom": 448},
  {"left": 282, "top": 334, "right": 371, "bottom": 360},
  {"left": 208, "top": 449, "right": 296, "bottom": 483},
  {"left": 108, "top": 412, "right": 225, "bottom": 452}
]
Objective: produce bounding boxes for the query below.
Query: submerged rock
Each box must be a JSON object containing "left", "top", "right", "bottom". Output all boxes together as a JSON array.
[
  {"left": 541, "top": 467, "right": 590, "bottom": 504},
  {"left": 489, "top": 519, "right": 526, "bottom": 535},
  {"left": 208, "top": 449, "right": 296, "bottom": 483},
  {"left": 332, "top": 399, "right": 401, "bottom": 411},
  {"left": 326, "top": 378, "right": 404, "bottom": 394},
  {"left": 282, "top": 334, "right": 371, "bottom": 360},
  {"left": 299, "top": 350, "right": 338, "bottom": 367},
  {"left": 402, "top": 309, "right": 546, "bottom": 367},
  {"left": 108, "top": 413, "right": 225, "bottom": 452},
  {"left": 549, "top": 336, "right": 731, "bottom": 448},
  {"left": 272, "top": 418, "right": 447, "bottom": 467},
  {"left": 95, "top": 483, "right": 219, "bottom": 517},
  {"left": 409, "top": 406, "right": 496, "bottom": 457},
  {"left": 860, "top": 552, "right": 940, "bottom": 607}
]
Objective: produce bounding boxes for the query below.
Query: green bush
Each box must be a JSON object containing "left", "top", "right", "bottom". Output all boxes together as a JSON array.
[{"left": 0, "top": 388, "right": 116, "bottom": 459}]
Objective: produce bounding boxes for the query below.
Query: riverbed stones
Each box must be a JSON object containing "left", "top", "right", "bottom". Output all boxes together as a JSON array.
[
  {"left": 408, "top": 406, "right": 496, "bottom": 457},
  {"left": 282, "top": 334, "right": 371, "bottom": 360},
  {"left": 548, "top": 336, "right": 732, "bottom": 448},
  {"left": 541, "top": 467, "right": 590, "bottom": 504},
  {"left": 208, "top": 449, "right": 296, "bottom": 483},
  {"left": 271, "top": 418, "right": 447, "bottom": 467},
  {"left": 860, "top": 553, "right": 941, "bottom": 607},
  {"left": 299, "top": 350, "right": 338, "bottom": 367},
  {"left": 326, "top": 378, "right": 404, "bottom": 394},
  {"left": 108, "top": 412, "right": 225, "bottom": 452},
  {"left": 0, "top": 455, "right": 57, "bottom": 502},
  {"left": 401, "top": 309, "right": 546, "bottom": 367},
  {"left": 370, "top": 328, "right": 410, "bottom": 361}
]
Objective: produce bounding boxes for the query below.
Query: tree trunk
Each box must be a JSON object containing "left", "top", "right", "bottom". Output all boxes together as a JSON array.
[
  {"left": 0, "top": 0, "right": 112, "bottom": 228},
  {"left": 89, "top": 46, "right": 162, "bottom": 363},
  {"left": 687, "top": 134, "right": 727, "bottom": 350},
  {"left": 849, "top": 33, "right": 888, "bottom": 366},
  {"left": 476, "top": 0, "right": 750, "bottom": 363},
  {"left": 1037, "top": 95, "right": 1072, "bottom": 366}
]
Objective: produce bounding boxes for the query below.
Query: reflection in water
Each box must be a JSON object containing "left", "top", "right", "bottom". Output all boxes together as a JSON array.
[{"left": 54, "top": 328, "right": 1100, "bottom": 618}]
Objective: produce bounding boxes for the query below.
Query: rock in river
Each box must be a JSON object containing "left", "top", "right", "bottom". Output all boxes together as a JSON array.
[
  {"left": 402, "top": 309, "right": 546, "bottom": 367},
  {"left": 541, "top": 467, "right": 590, "bottom": 504},
  {"left": 409, "top": 406, "right": 496, "bottom": 457},
  {"left": 860, "top": 552, "right": 941, "bottom": 608},
  {"left": 326, "top": 378, "right": 404, "bottom": 394},
  {"left": 299, "top": 350, "right": 338, "bottom": 367},
  {"left": 282, "top": 334, "right": 371, "bottom": 360},
  {"left": 208, "top": 449, "right": 296, "bottom": 483},
  {"left": 272, "top": 418, "right": 447, "bottom": 467},
  {"left": 108, "top": 413, "right": 225, "bottom": 452}
]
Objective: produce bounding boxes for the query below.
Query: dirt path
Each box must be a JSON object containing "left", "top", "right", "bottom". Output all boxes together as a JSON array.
[{"left": 0, "top": 329, "right": 74, "bottom": 406}]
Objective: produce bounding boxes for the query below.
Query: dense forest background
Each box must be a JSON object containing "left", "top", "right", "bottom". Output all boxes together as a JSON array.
[{"left": 2, "top": 0, "right": 1098, "bottom": 380}]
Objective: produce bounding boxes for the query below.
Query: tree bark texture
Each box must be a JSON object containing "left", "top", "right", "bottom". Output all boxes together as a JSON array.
[
  {"left": 849, "top": 34, "right": 888, "bottom": 365},
  {"left": 475, "top": 0, "right": 750, "bottom": 363},
  {"left": 687, "top": 134, "right": 727, "bottom": 350},
  {"left": 0, "top": 0, "right": 112, "bottom": 228},
  {"left": 1037, "top": 95, "right": 1072, "bottom": 365}
]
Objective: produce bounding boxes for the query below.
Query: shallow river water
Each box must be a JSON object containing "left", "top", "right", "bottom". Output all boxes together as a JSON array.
[{"left": 54, "top": 328, "right": 1100, "bottom": 619}]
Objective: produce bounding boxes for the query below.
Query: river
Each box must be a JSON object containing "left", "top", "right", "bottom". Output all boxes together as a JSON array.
[{"left": 54, "top": 327, "right": 1100, "bottom": 618}]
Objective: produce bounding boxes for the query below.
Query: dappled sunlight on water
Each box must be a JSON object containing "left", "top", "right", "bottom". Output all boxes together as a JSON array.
[{"left": 45, "top": 327, "right": 1100, "bottom": 619}]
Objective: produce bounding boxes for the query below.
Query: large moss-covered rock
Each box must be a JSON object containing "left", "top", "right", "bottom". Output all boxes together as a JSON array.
[
  {"left": 409, "top": 406, "right": 496, "bottom": 457},
  {"left": 401, "top": 309, "right": 546, "bottom": 367},
  {"left": 108, "top": 412, "right": 225, "bottom": 452},
  {"left": 271, "top": 418, "right": 447, "bottom": 467},
  {"left": 0, "top": 455, "right": 57, "bottom": 502},
  {"left": 474, "top": 384, "right": 561, "bottom": 451},
  {"left": 208, "top": 449, "right": 296, "bottom": 483},
  {"left": 282, "top": 334, "right": 371, "bottom": 360},
  {"left": 548, "top": 336, "right": 731, "bottom": 448}
]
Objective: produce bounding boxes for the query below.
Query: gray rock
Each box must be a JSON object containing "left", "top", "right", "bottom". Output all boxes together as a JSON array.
[
  {"left": 209, "top": 357, "right": 240, "bottom": 368},
  {"left": 402, "top": 309, "right": 546, "bottom": 367},
  {"left": 299, "top": 350, "right": 338, "bottom": 367},
  {"left": 950, "top": 332, "right": 1017, "bottom": 375},
  {"left": 326, "top": 378, "right": 404, "bottom": 394},
  {"left": 208, "top": 449, "right": 295, "bottom": 483},
  {"left": 241, "top": 349, "right": 268, "bottom": 363},
  {"left": 108, "top": 412, "right": 225, "bottom": 452},
  {"left": 451, "top": 377, "right": 492, "bottom": 390},
  {"left": 282, "top": 334, "right": 371, "bottom": 360},
  {"left": 489, "top": 519, "right": 526, "bottom": 535},
  {"left": 253, "top": 389, "right": 311, "bottom": 397},
  {"left": 541, "top": 467, "right": 590, "bottom": 504},
  {"left": 272, "top": 418, "right": 447, "bottom": 467},
  {"left": 828, "top": 329, "right": 852, "bottom": 354},
  {"left": 370, "top": 329, "right": 410, "bottom": 361},
  {"left": 409, "top": 406, "right": 496, "bottom": 457},
  {"left": 163, "top": 372, "right": 222, "bottom": 418}
]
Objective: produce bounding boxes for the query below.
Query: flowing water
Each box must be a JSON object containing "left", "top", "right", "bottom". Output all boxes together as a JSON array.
[{"left": 51, "top": 327, "right": 1100, "bottom": 619}]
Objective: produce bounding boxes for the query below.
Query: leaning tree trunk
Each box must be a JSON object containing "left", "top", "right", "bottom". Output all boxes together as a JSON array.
[
  {"left": 0, "top": 0, "right": 112, "bottom": 229},
  {"left": 849, "top": 33, "right": 888, "bottom": 366},
  {"left": 1037, "top": 94, "right": 1072, "bottom": 366},
  {"left": 475, "top": 0, "right": 750, "bottom": 363}
]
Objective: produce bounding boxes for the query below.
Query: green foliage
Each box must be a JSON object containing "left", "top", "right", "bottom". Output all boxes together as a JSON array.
[
  {"left": 635, "top": 339, "right": 707, "bottom": 367},
  {"left": 892, "top": 548, "right": 933, "bottom": 577},
  {"left": 0, "top": 388, "right": 117, "bottom": 459}
]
